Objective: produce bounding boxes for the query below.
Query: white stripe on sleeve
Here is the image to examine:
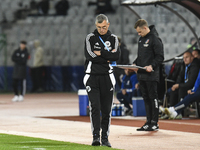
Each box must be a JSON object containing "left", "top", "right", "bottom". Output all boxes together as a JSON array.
[{"left": 86, "top": 33, "right": 96, "bottom": 58}]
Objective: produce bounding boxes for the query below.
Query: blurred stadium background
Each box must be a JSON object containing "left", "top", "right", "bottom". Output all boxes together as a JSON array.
[{"left": 0, "top": 0, "right": 200, "bottom": 92}]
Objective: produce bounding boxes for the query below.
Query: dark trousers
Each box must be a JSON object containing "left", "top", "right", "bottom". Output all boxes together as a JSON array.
[
  {"left": 31, "top": 67, "right": 44, "bottom": 92},
  {"left": 169, "top": 87, "right": 188, "bottom": 106},
  {"left": 175, "top": 87, "right": 200, "bottom": 114},
  {"left": 13, "top": 78, "right": 26, "bottom": 96},
  {"left": 114, "top": 68, "right": 124, "bottom": 89},
  {"left": 83, "top": 73, "right": 115, "bottom": 137},
  {"left": 139, "top": 80, "right": 159, "bottom": 124},
  {"left": 117, "top": 89, "right": 141, "bottom": 110},
  {"left": 117, "top": 92, "right": 132, "bottom": 110}
]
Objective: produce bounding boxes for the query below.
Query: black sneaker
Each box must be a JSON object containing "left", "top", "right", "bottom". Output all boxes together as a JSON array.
[
  {"left": 136, "top": 123, "right": 150, "bottom": 131},
  {"left": 92, "top": 136, "right": 100, "bottom": 146},
  {"left": 146, "top": 124, "right": 159, "bottom": 131},
  {"left": 101, "top": 136, "right": 111, "bottom": 147}
]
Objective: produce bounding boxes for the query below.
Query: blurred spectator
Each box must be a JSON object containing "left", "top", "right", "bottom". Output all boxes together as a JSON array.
[
  {"left": 117, "top": 69, "right": 141, "bottom": 115},
  {"left": 187, "top": 37, "right": 198, "bottom": 51},
  {"left": 37, "top": 0, "right": 49, "bottom": 15},
  {"left": 192, "top": 49, "right": 200, "bottom": 68},
  {"left": 88, "top": 0, "right": 115, "bottom": 15},
  {"left": 14, "top": 1, "right": 29, "bottom": 20},
  {"left": 160, "top": 69, "right": 200, "bottom": 119},
  {"left": 11, "top": 41, "right": 29, "bottom": 102},
  {"left": 114, "top": 37, "right": 130, "bottom": 88},
  {"left": 168, "top": 52, "right": 199, "bottom": 107},
  {"left": 30, "top": 0, "right": 37, "bottom": 10},
  {"left": 55, "top": 0, "right": 69, "bottom": 16},
  {"left": 30, "top": 40, "right": 44, "bottom": 93}
]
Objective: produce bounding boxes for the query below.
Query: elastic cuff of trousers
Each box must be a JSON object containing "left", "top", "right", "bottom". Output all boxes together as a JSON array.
[
  {"left": 93, "top": 134, "right": 100, "bottom": 138},
  {"left": 151, "top": 120, "right": 157, "bottom": 124},
  {"left": 101, "top": 132, "right": 108, "bottom": 137}
]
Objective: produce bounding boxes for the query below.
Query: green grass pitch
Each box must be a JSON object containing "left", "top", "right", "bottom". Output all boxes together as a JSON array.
[{"left": 0, "top": 133, "right": 120, "bottom": 150}]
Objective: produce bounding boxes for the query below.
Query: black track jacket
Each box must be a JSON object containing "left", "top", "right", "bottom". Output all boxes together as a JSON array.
[
  {"left": 84, "top": 29, "right": 120, "bottom": 75},
  {"left": 133, "top": 25, "right": 164, "bottom": 82},
  {"left": 12, "top": 48, "right": 29, "bottom": 79}
]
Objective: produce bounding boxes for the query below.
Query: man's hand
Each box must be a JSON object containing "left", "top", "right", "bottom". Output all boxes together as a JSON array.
[
  {"left": 187, "top": 90, "right": 194, "bottom": 95},
  {"left": 171, "top": 84, "right": 179, "bottom": 91},
  {"left": 94, "top": 51, "right": 101, "bottom": 56},
  {"left": 145, "top": 65, "right": 153, "bottom": 72},
  {"left": 135, "top": 83, "right": 139, "bottom": 89},
  {"left": 122, "top": 89, "right": 126, "bottom": 95},
  {"left": 111, "top": 49, "right": 116, "bottom": 52}
]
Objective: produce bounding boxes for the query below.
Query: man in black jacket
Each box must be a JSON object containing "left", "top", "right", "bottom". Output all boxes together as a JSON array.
[
  {"left": 84, "top": 14, "right": 120, "bottom": 147},
  {"left": 192, "top": 49, "right": 200, "bottom": 68},
  {"left": 169, "top": 51, "right": 199, "bottom": 106},
  {"left": 132, "top": 19, "right": 164, "bottom": 131},
  {"left": 11, "top": 41, "right": 29, "bottom": 102}
]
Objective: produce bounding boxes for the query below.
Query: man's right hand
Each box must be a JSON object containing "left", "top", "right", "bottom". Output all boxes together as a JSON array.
[{"left": 187, "top": 90, "right": 194, "bottom": 95}]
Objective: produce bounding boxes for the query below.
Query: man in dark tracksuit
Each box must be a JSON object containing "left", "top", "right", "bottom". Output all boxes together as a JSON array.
[
  {"left": 169, "top": 52, "right": 199, "bottom": 106},
  {"left": 83, "top": 14, "right": 120, "bottom": 147},
  {"left": 11, "top": 41, "right": 29, "bottom": 102},
  {"left": 133, "top": 19, "right": 164, "bottom": 131}
]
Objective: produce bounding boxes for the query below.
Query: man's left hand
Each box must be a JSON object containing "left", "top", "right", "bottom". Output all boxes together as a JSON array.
[{"left": 145, "top": 65, "right": 153, "bottom": 72}]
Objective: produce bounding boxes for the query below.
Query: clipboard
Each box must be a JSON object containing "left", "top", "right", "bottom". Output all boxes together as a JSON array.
[
  {"left": 114, "top": 65, "right": 154, "bottom": 72},
  {"left": 114, "top": 65, "right": 146, "bottom": 70}
]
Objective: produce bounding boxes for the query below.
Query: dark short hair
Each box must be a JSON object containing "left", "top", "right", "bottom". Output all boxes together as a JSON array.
[
  {"left": 134, "top": 19, "right": 148, "bottom": 29},
  {"left": 193, "top": 49, "right": 200, "bottom": 55},
  {"left": 20, "top": 41, "right": 27, "bottom": 45}
]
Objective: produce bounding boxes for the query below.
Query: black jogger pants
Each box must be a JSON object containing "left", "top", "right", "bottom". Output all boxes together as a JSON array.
[{"left": 83, "top": 73, "right": 115, "bottom": 137}]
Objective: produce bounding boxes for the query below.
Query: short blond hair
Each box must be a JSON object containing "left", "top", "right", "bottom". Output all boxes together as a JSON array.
[{"left": 134, "top": 19, "right": 148, "bottom": 29}]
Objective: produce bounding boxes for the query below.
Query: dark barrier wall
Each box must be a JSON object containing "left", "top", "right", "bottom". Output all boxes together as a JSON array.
[
  {"left": 0, "top": 66, "right": 85, "bottom": 92},
  {"left": 0, "top": 65, "right": 171, "bottom": 93}
]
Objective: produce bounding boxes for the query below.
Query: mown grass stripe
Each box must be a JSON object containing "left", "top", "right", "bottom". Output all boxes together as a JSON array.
[{"left": 0, "top": 133, "right": 120, "bottom": 150}]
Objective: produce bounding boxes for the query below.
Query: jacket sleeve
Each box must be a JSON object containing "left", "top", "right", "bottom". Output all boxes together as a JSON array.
[
  {"left": 176, "top": 64, "right": 184, "bottom": 83},
  {"left": 121, "top": 75, "right": 126, "bottom": 89},
  {"left": 34, "top": 48, "right": 43, "bottom": 66},
  {"left": 191, "top": 70, "right": 200, "bottom": 92},
  {"left": 101, "top": 35, "right": 120, "bottom": 61},
  {"left": 130, "top": 74, "right": 138, "bottom": 91},
  {"left": 121, "top": 47, "right": 129, "bottom": 65},
  {"left": 84, "top": 34, "right": 107, "bottom": 64},
  {"left": 19, "top": 51, "right": 29, "bottom": 65},
  {"left": 12, "top": 50, "right": 20, "bottom": 63},
  {"left": 179, "top": 63, "right": 199, "bottom": 89},
  {"left": 133, "top": 57, "right": 138, "bottom": 65},
  {"left": 150, "top": 37, "right": 164, "bottom": 69}
]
